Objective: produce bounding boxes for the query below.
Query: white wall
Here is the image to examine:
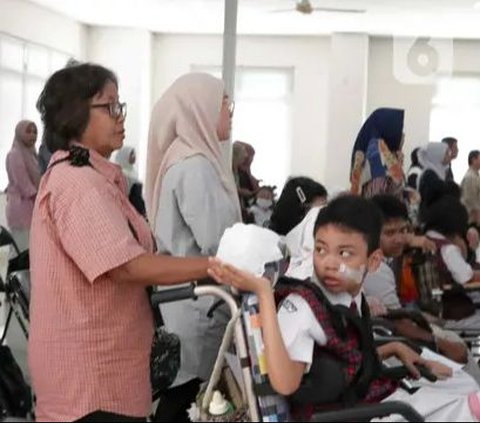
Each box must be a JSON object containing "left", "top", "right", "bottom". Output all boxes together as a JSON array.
[
  {"left": 87, "top": 27, "right": 153, "bottom": 179},
  {"left": 326, "top": 33, "right": 369, "bottom": 190},
  {"left": 5, "top": 1, "right": 480, "bottom": 194},
  {"left": 0, "top": 0, "right": 87, "bottom": 57},
  {"left": 367, "top": 37, "right": 436, "bottom": 161},
  {"left": 153, "top": 34, "right": 330, "bottom": 186},
  {"left": 367, "top": 37, "right": 480, "bottom": 171}
]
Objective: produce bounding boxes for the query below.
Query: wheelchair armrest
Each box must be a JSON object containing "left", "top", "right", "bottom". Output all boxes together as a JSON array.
[
  {"left": 373, "top": 325, "right": 394, "bottom": 337},
  {"left": 311, "top": 401, "right": 424, "bottom": 422}
]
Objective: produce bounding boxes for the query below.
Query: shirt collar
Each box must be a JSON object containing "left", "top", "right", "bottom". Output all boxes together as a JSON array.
[
  {"left": 87, "top": 146, "right": 125, "bottom": 187},
  {"left": 51, "top": 143, "right": 127, "bottom": 191}
]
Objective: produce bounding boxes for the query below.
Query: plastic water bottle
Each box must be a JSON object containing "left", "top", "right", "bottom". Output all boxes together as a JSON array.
[{"left": 208, "top": 390, "right": 233, "bottom": 416}]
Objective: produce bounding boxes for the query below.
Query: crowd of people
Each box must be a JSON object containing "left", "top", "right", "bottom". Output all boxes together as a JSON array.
[{"left": 4, "top": 61, "right": 480, "bottom": 422}]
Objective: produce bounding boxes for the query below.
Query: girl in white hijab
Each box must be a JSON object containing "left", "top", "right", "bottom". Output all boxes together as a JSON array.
[
  {"left": 115, "top": 146, "right": 139, "bottom": 192},
  {"left": 418, "top": 142, "right": 453, "bottom": 216},
  {"left": 418, "top": 142, "right": 451, "bottom": 181},
  {"left": 145, "top": 73, "right": 241, "bottom": 420},
  {"left": 115, "top": 146, "right": 146, "bottom": 216}
]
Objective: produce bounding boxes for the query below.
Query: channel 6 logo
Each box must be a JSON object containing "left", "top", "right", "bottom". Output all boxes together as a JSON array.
[{"left": 393, "top": 37, "right": 453, "bottom": 84}]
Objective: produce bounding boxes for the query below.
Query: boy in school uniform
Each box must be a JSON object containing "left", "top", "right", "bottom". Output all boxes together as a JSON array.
[
  {"left": 364, "top": 195, "right": 470, "bottom": 363},
  {"left": 209, "top": 195, "right": 480, "bottom": 421}
]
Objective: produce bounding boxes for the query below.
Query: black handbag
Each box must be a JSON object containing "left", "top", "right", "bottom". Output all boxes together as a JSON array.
[
  {"left": 0, "top": 340, "right": 32, "bottom": 418},
  {"left": 148, "top": 287, "right": 181, "bottom": 394},
  {"left": 150, "top": 328, "right": 181, "bottom": 393}
]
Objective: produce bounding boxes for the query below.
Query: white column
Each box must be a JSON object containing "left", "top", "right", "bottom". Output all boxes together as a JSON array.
[
  {"left": 222, "top": 0, "right": 238, "bottom": 100},
  {"left": 221, "top": 0, "right": 238, "bottom": 164},
  {"left": 325, "top": 33, "right": 369, "bottom": 192}
]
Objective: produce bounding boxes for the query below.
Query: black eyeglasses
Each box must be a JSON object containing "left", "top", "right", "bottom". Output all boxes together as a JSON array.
[{"left": 91, "top": 101, "right": 127, "bottom": 120}]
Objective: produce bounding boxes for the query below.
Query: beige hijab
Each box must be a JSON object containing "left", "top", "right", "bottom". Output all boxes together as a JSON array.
[
  {"left": 145, "top": 73, "right": 242, "bottom": 223},
  {"left": 11, "top": 120, "right": 41, "bottom": 189}
]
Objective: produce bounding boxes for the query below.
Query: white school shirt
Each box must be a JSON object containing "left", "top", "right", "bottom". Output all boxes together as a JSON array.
[{"left": 277, "top": 280, "right": 363, "bottom": 367}]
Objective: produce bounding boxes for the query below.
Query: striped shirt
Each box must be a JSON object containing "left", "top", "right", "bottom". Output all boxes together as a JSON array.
[{"left": 29, "top": 147, "right": 155, "bottom": 422}]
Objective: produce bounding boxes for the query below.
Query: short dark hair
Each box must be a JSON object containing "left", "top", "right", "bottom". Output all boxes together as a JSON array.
[
  {"left": 314, "top": 195, "right": 383, "bottom": 254},
  {"left": 371, "top": 195, "right": 408, "bottom": 222},
  {"left": 469, "top": 150, "right": 480, "bottom": 166},
  {"left": 37, "top": 63, "right": 117, "bottom": 152},
  {"left": 410, "top": 147, "right": 421, "bottom": 168},
  {"left": 269, "top": 177, "right": 328, "bottom": 236},
  {"left": 424, "top": 196, "right": 468, "bottom": 237},
  {"left": 442, "top": 137, "right": 458, "bottom": 147}
]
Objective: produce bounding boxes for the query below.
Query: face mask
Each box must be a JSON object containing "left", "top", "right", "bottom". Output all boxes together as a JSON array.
[
  {"left": 257, "top": 199, "right": 273, "bottom": 210},
  {"left": 338, "top": 263, "right": 367, "bottom": 285}
]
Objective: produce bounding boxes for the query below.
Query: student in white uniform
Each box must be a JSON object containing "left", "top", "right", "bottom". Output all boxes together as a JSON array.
[
  {"left": 364, "top": 195, "right": 480, "bottom": 384},
  {"left": 145, "top": 73, "right": 242, "bottom": 420},
  {"left": 209, "top": 196, "right": 480, "bottom": 422},
  {"left": 423, "top": 195, "right": 480, "bottom": 332}
]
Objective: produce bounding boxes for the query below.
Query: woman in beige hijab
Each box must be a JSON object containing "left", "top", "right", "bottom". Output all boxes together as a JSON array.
[
  {"left": 5, "top": 120, "right": 41, "bottom": 251},
  {"left": 145, "top": 73, "right": 241, "bottom": 420}
]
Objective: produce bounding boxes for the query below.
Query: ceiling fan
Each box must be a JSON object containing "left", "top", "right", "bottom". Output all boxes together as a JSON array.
[{"left": 271, "top": 0, "right": 366, "bottom": 15}]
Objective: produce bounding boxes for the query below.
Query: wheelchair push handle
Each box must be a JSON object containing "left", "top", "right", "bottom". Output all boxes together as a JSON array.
[{"left": 151, "top": 284, "right": 197, "bottom": 307}]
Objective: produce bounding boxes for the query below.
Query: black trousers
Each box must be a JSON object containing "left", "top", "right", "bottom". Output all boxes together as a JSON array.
[
  {"left": 75, "top": 411, "right": 146, "bottom": 422},
  {"left": 153, "top": 378, "right": 202, "bottom": 422}
]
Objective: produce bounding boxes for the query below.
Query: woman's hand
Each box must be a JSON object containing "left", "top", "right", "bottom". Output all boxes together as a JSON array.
[{"left": 207, "top": 257, "right": 271, "bottom": 296}]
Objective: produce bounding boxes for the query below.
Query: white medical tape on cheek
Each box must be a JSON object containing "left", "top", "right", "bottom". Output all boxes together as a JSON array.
[{"left": 338, "top": 263, "right": 367, "bottom": 285}]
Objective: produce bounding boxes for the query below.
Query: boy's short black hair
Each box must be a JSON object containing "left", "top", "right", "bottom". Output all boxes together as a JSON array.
[
  {"left": 371, "top": 195, "right": 409, "bottom": 223},
  {"left": 314, "top": 195, "right": 383, "bottom": 254},
  {"left": 410, "top": 147, "right": 421, "bottom": 168},
  {"left": 469, "top": 150, "right": 480, "bottom": 166},
  {"left": 442, "top": 137, "right": 458, "bottom": 147},
  {"left": 424, "top": 196, "right": 468, "bottom": 237}
]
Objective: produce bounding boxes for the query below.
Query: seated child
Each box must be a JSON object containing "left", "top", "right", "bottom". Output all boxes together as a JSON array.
[
  {"left": 249, "top": 186, "right": 275, "bottom": 228},
  {"left": 364, "top": 195, "right": 480, "bottom": 382},
  {"left": 209, "top": 196, "right": 480, "bottom": 422},
  {"left": 423, "top": 196, "right": 480, "bottom": 330}
]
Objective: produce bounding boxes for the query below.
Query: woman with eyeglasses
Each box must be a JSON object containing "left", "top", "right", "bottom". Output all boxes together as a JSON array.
[
  {"left": 145, "top": 73, "right": 241, "bottom": 421},
  {"left": 29, "top": 64, "right": 214, "bottom": 423}
]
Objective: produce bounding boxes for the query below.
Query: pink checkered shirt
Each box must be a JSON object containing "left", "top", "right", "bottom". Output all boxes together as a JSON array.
[{"left": 29, "top": 147, "right": 155, "bottom": 422}]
